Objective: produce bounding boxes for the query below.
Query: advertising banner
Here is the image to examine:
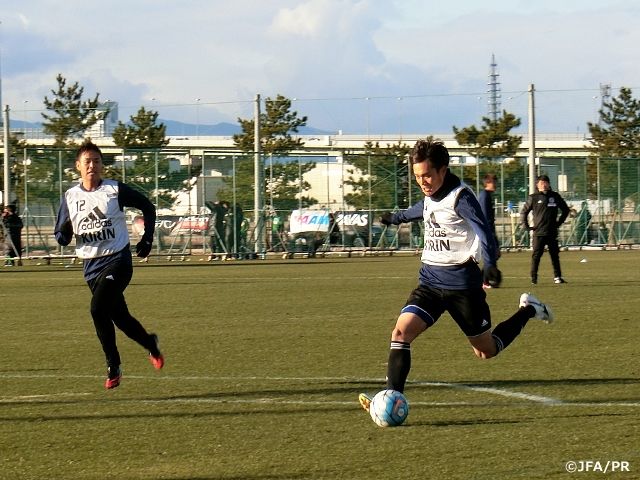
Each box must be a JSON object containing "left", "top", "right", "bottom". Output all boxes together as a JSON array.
[
  {"left": 288, "top": 210, "right": 371, "bottom": 234},
  {"left": 335, "top": 212, "right": 370, "bottom": 227},
  {"left": 132, "top": 215, "right": 209, "bottom": 236},
  {"left": 289, "top": 210, "right": 331, "bottom": 234}
]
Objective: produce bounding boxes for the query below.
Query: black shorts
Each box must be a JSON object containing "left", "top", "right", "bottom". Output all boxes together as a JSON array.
[{"left": 401, "top": 284, "right": 491, "bottom": 337}]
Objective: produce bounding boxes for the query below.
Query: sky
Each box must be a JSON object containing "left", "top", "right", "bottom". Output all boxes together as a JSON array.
[{"left": 1, "top": 0, "right": 639, "bottom": 135}]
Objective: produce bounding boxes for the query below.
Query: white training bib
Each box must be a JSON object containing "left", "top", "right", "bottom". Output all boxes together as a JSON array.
[
  {"left": 65, "top": 180, "right": 130, "bottom": 259},
  {"left": 421, "top": 184, "right": 480, "bottom": 266}
]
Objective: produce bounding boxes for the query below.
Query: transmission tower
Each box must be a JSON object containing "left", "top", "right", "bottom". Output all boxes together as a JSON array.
[
  {"left": 599, "top": 83, "right": 611, "bottom": 125},
  {"left": 487, "top": 54, "right": 501, "bottom": 121}
]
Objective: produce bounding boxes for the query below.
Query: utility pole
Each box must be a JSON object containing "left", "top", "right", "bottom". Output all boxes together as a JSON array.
[
  {"left": 528, "top": 84, "right": 536, "bottom": 194},
  {"left": 3, "top": 105, "right": 10, "bottom": 205},
  {"left": 253, "top": 94, "right": 262, "bottom": 253}
]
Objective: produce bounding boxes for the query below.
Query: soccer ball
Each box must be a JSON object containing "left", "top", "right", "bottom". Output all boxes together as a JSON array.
[{"left": 369, "top": 389, "right": 409, "bottom": 427}]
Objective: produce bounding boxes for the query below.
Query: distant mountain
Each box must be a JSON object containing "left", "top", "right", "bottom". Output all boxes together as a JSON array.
[
  {"left": 9, "top": 119, "right": 335, "bottom": 138},
  {"left": 161, "top": 119, "right": 335, "bottom": 137},
  {"left": 162, "top": 120, "right": 239, "bottom": 136},
  {"left": 297, "top": 125, "right": 336, "bottom": 135}
]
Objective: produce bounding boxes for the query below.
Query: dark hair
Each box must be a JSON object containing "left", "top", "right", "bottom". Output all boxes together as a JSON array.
[
  {"left": 410, "top": 139, "right": 449, "bottom": 170},
  {"left": 537, "top": 174, "right": 550, "bottom": 183},
  {"left": 4, "top": 204, "right": 15, "bottom": 213},
  {"left": 76, "top": 140, "right": 102, "bottom": 162},
  {"left": 483, "top": 173, "right": 497, "bottom": 183}
]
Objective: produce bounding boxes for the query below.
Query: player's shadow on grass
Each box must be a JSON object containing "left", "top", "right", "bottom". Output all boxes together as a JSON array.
[
  {"left": 406, "top": 409, "right": 633, "bottom": 428},
  {"left": 0, "top": 404, "right": 353, "bottom": 423},
  {"left": 168, "top": 474, "right": 315, "bottom": 480},
  {"left": 408, "top": 418, "right": 524, "bottom": 428}
]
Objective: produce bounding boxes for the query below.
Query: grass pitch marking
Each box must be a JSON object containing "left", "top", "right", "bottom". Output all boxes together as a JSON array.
[
  {"left": 411, "top": 381, "right": 562, "bottom": 404},
  {"left": 3, "top": 373, "right": 640, "bottom": 408}
]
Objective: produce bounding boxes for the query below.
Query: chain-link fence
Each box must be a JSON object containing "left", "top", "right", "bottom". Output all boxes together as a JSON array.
[{"left": 5, "top": 146, "right": 640, "bottom": 259}]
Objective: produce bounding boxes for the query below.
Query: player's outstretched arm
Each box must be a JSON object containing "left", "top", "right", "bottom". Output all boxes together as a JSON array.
[
  {"left": 54, "top": 196, "right": 73, "bottom": 246},
  {"left": 118, "top": 182, "right": 156, "bottom": 253}
]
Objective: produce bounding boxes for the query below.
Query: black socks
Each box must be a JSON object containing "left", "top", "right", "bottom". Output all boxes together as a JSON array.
[
  {"left": 386, "top": 341, "right": 411, "bottom": 392},
  {"left": 491, "top": 306, "right": 534, "bottom": 354}
]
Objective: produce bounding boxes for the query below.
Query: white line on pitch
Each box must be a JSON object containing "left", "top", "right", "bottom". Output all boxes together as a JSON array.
[
  {"left": 2, "top": 395, "right": 640, "bottom": 408},
  {"left": 0, "top": 392, "right": 92, "bottom": 403},
  {"left": 411, "top": 381, "right": 562, "bottom": 404},
  {"left": 1, "top": 373, "right": 629, "bottom": 407}
]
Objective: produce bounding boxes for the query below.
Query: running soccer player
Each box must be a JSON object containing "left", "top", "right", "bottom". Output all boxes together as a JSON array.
[
  {"left": 359, "top": 139, "right": 553, "bottom": 416},
  {"left": 55, "top": 140, "right": 164, "bottom": 389}
]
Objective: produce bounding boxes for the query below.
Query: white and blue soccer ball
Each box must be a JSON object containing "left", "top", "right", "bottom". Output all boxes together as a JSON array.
[{"left": 369, "top": 389, "right": 409, "bottom": 427}]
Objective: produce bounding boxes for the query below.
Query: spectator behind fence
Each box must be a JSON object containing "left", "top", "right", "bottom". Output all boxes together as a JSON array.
[
  {"left": 328, "top": 212, "right": 340, "bottom": 245},
  {"left": 225, "top": 203, "right": 244, "bottom": 255},
  {"left": 575, "top": 202, "right": 592, "bottom": 245},
  {"left": 206, "top": 200, "right": 228, "bottom": 260},
  {"left": 2, "top": 204, "right": 23, "bottom": 266},
  {"left": 270, "top": 209, "right": 285, "bottom": 251}
]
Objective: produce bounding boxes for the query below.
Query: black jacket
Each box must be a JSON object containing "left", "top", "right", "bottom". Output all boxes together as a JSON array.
[{"left": 520, "top": 189, "right": 570, "bottom": 237}]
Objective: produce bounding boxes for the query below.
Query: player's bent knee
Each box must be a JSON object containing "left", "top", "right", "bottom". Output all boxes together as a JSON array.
[
  {"left": 391, "top": 327, "right": 410, "bottom": 343},
  {"left": 390, "top": 313, "right": 427, "bottom": 344},
  {"left": 472, "top": 347, "right": 497, "bottom": 360}
]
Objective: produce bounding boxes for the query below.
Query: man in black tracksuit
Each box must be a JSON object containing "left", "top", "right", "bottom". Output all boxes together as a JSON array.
[{"left": 520, "top": 174, "right": 570, "bottom": 284}]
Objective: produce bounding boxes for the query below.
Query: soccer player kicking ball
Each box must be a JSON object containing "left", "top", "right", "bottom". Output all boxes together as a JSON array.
[
  {"left": 55, "top": 141, "right": 164, "bottom": 389},
  {"left": 359, "top": 139, "right": 553, "bottom": 417}
]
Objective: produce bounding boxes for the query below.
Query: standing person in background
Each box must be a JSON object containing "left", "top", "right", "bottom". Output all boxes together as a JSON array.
[
  {"left": 2, "top": 204, "right": 23, "bottom": 266},
  {"left": 575, "top": 201, "right": 592, "bottom": 245},
  {"left": 240, "top": 215, "right": 249, "bottom": 253},
  {"left": 206, "top": 200, "right": 227, "bottom": 260},
  {"left": 478, "top": 173, "right": 500, "bottom": 287},
  {"left": 54, "top": 140, "right": 164, "bottom": 389},
  {"left": 328, "top": 212, "right": 340, "bottom": 245},
  {"left": 221, "top": 201, "right": 232, "bottom": 255},
  {"left": 520, "top": 174, "right": 571, "bottom": 284},
  {"left": 225, "top": 204, "right": 244, "bottom": 257},
  {"left": 271, "top": 209, "right": 284, "bottom": 251}
]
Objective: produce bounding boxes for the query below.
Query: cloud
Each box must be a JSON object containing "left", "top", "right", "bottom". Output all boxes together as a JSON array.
[
  {"left": 264, "top": 1, "right": 388, "bottom": 95},
  {"left": 17, "top": 13, "right": 30, "bottom": 27},
  {"left": 1, "top": 1, "right": 640, "bottom": 133}
]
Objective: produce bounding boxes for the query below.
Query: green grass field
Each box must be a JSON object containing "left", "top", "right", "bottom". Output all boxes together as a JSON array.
[{"left": 1, "top": 250, "right": 639, "bottom": 479}]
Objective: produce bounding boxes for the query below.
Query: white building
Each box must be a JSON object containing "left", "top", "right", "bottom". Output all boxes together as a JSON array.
[{"left": 86, "top": 101, "right": 119, "bottom": 138}]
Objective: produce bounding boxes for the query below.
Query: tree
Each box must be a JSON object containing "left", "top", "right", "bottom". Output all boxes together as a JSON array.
[
  {"left": 41, "top": 74, "right": 104, "bottom": 147},
  {"left": 216, "top": 157, "right": 317, "bottom": 211},
  {"left": 112, "top": 107, "right": 170, "bottom": 149},
  {"left": 16, "top": 146, "right": 78, "bottom": 217},
  {"left": 103, "top": 153, "right": 199, "bottom": 211},
  {"left": 0, "top": 134, "right": 28, "bottom": 207},
  {"left": 233, "top": 94, "right": 307, "bottom": 154},
  {"left": 586, "top": 87, "right": 640, "bottom": 200},
  {"left": 343, "top": 141, "right": 412, "bottom": 210},
  {"left": 587, "top": 87, "right": 640, "bottom": 159},
  {"left": 451, "top": 111, "right": 525, "bottom": 202},
  {"left": 225, "top": 94, "right": 314, "bottom": 211},
  {"left": 453, "top": 110, "right": 522, "bottom": 160},
  {"left": 106, "top": 107, "right": 196, "bottom": 210}
]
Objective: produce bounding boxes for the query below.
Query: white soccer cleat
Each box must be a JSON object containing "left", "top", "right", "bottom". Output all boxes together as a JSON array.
[{"left": 519, "top": 293, "right": 554, "bottom": 324}]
